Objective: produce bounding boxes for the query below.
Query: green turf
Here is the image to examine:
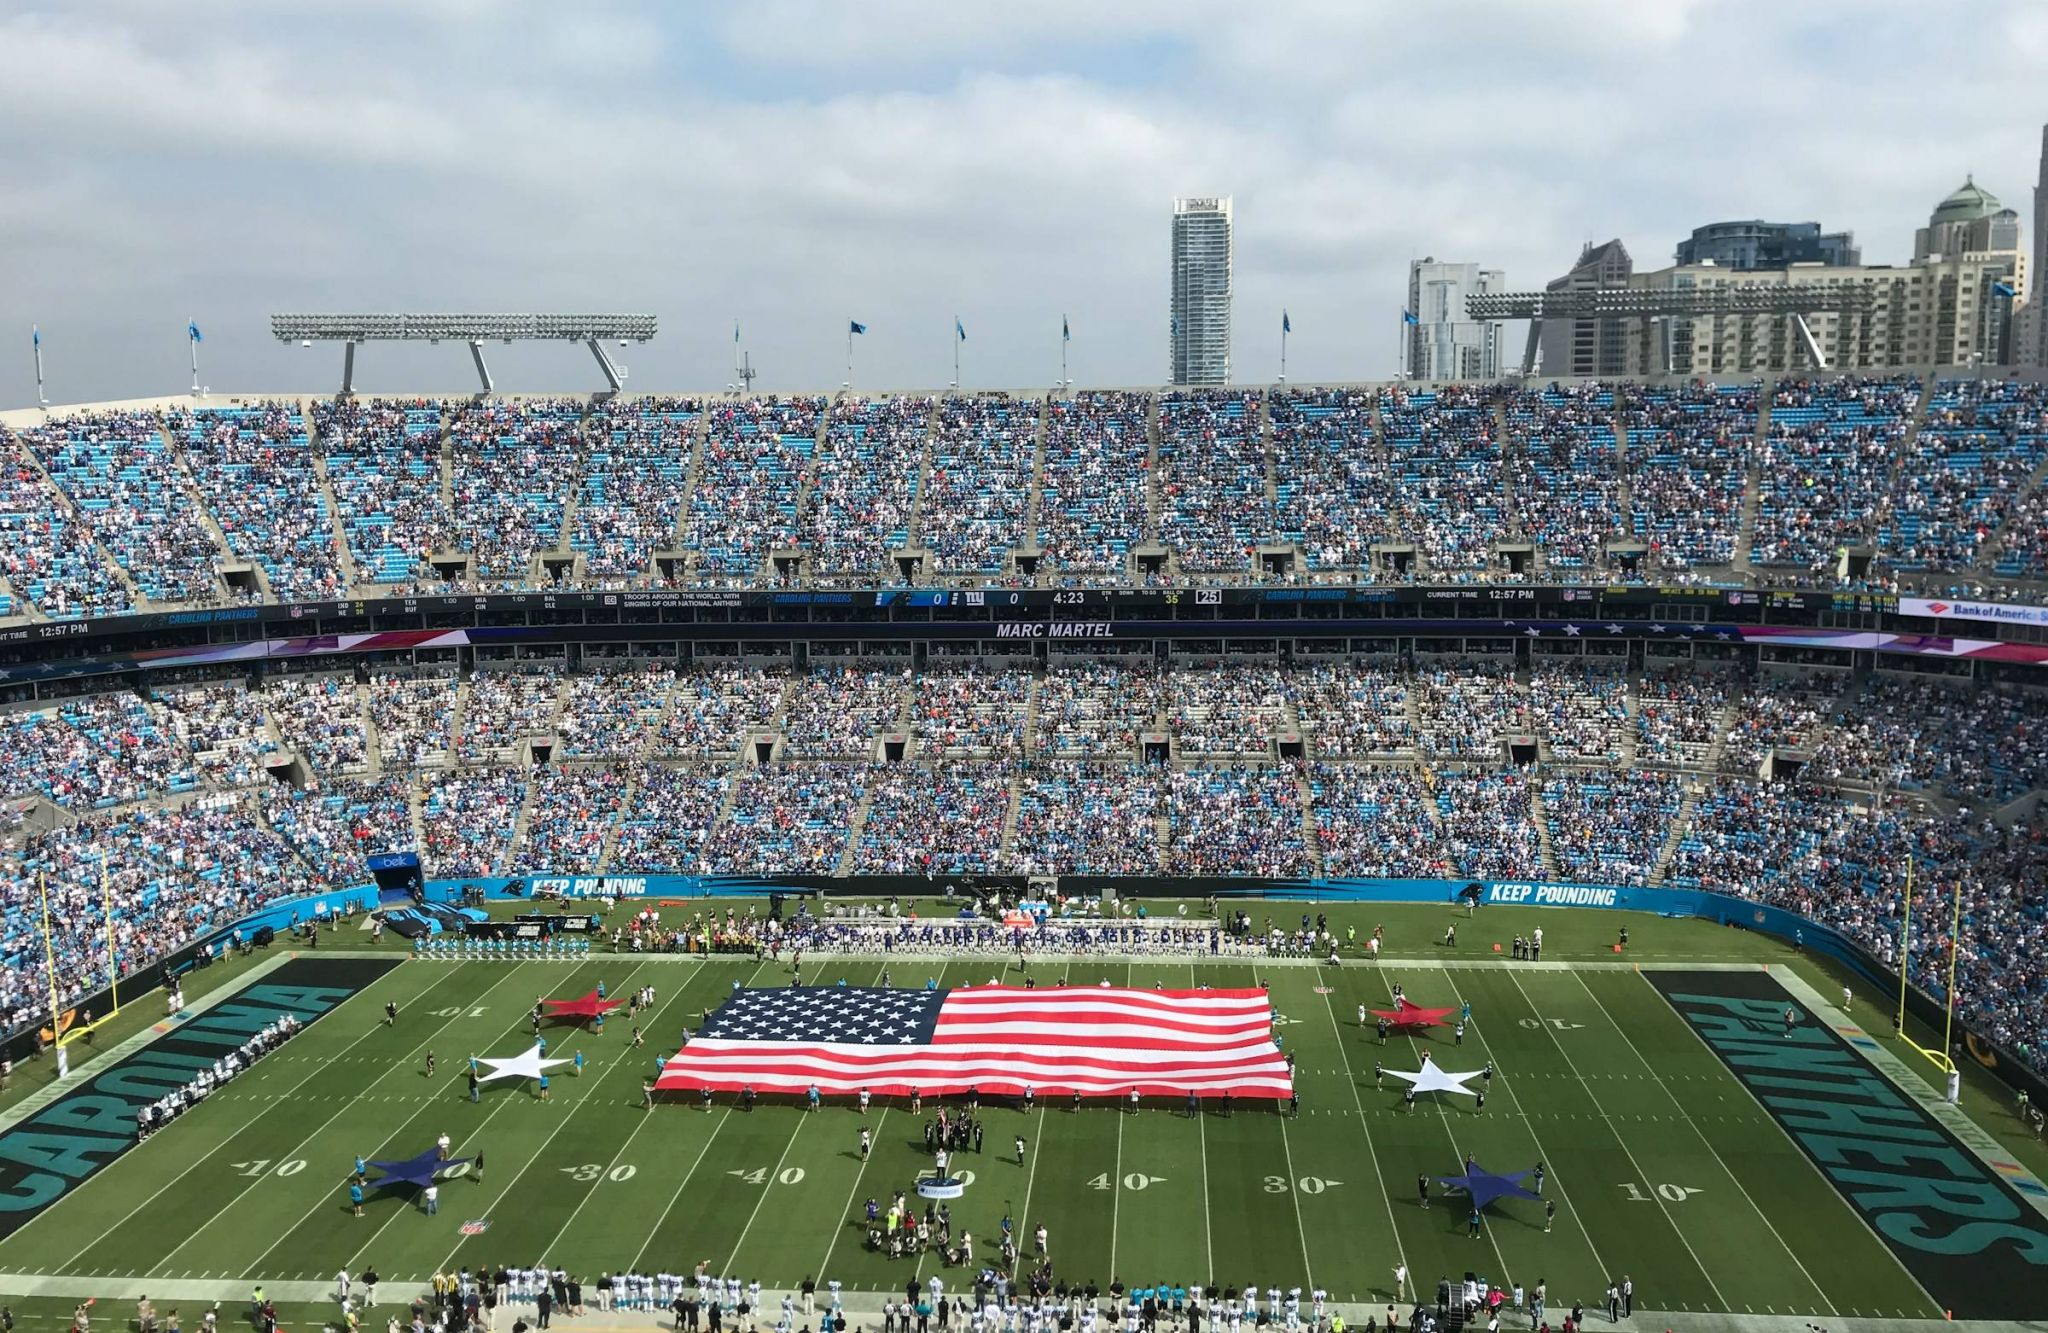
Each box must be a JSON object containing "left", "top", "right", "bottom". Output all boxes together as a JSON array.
[{"left": 4, "top": 900, "right": 2042, "bottom": 1329}]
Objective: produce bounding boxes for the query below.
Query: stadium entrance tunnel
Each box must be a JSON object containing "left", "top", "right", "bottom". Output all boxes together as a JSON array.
[{"left": 1375, "top": 545, "right": 1415, "bottom": 576}]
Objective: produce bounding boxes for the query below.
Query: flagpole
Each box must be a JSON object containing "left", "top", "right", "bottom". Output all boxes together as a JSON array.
[
  {"left": 1280, "top": 325, "right": 1288, "bottom": 384},
  {"left": 1060, "top": 315, "right": 1069, "bottom": 390},
  {"left": 953, "top": 327, "right": 960, "bottom": 390},
  {"left": 33, "top": 326, "right": 47, "bottom": 407},
  {"left": 188, "top": 318, "right": 201, "bottom": 398},
  {"left": 845, "top": 324, "right": 853, "bottom": 390}
]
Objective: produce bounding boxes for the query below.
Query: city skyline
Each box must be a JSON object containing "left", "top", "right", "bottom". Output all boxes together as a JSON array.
[{"left": 5, "top": 2, "right": 2048, "bottom": 401}]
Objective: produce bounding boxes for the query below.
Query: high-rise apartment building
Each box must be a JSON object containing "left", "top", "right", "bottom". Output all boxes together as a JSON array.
[
  {"left": 1404, "top": 259, "right": 1506, "bottom": 380},
  {"left": 1624, "top": 181, "right": 2025, "bottom": 376},
  {"left": 1170, "top": 196, "right": 1233, "bottom": 385},
  {"left": 2017, "top": 129, "right": 2048, "bottom": 368},
  {"left": 1676, "top": 220, "right": 1859, "bottom": 269}
]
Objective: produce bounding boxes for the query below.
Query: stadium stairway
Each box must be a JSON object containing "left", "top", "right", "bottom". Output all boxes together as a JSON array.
[
  {"left": 1531, "top": 775, "right": 1561, "bottom": 878},
  {"left": 159, "top": 416, "right": 251, "bottom": 602},
  {"left": 593, "top": 763, "right": 642, "bottom": 872},
  {"left": 405, "top": 770, "right": 428, "bottom": 856},
  {"left": 835, "top": 780, "right": 878, "bottom": 877},
  {"left": 785, "top": 398, "right": 835, "bottom": 568},
  {"left": 1977, "top": 444, "right": 2048, "bottom": 579},
  {"left": 302, "top": 397, "right": 358, "bottom": 592},
  {"left": 1874, "top": 384, "right": 1937, "bottom": 561},
  {"left": 1731, "top": 389, "right": 1773, "bottom": 572},
  {"left": 1651, "top": 777, "right": 1704, "bottom": 885},
  {"left": 1611, "top": 394, "right": 1634, "bottom": 552},
  {"left": 438, "top": 413, "right": 456, "bottom": 511},
  {"left": 506, "top": 768, "right": 541, "bottom": 873},
  {"left": 1294, "top": 763, "right": 1324, "bottom": 876},
  {"left": 1492, "top": 392, "right": 1523, "bottom": 553},
  {"left": 994, "top": 763, "right": 1025, "bottom": 868},
  {"left": 357, "top": 678, "right": 384, "bottom": 778},
  {"left": 16, "top": 436, "right": 146, "bottom": 608},
  {"left": 1258, "top": 389, "right": 1279, "bottom": 521},
  {"left": 448, "top": 670, "right": 477, "bottom": 762},
  {"left": 1142, "top": 394, "right": 1164, "bottom": 551},
  {"left": 899, "top": 395, "right": 945, "bottom": 558},
  {"left": 672, "top": 407, "right": 714, "bottom": 558},
  {"left": 1018, "top": 393, "right": 1050, "bottom": 567},
  {"left": 545, "top": 415, "right": 591, "bottom": 582}
]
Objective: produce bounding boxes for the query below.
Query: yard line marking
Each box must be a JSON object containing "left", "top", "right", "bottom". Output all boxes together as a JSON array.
[
  {"left": 1107, "top": 960, "right": 1130, "bottom": 1279},
  {"left": 625, "top": 1093, "right": 738, "bottom": 1285},
  {"left": 1191, "top": 963, "right": 1216, "bottom": 1285},
  {"left": 1502, "top": 967, "right": 1724, "bottom": 1309},
  {"left": 1425, "top": 968, "right": 1614, "bottom": 1290},
  {"left": 1613, "top": 970, "right": 1946, "bottom": 1319},
  {"left": 1255, "top": 962, "right": 1315, "bottom": 1285},
  {"left": 1569, "top": 970, "right": 1835, "bottom": 1316},
  {"left": 724, "top": 959, "right": 886, "bottom": 1275},
  {"left": 1375, "top": 968, "right": 1516, "bottom": 1291},
  {"left": 51, "top": 958, "right": 494, "bottom": 1273},
  {"left": 315, "top": 960, "right": 653, "bottom": 1281},
  {"left": 725, "top": 1100, "right": 818, "bottom": 1273},
  {"left": 799, "top": 959, "right": 900, "bottom": 1281},
  {"left": 500, "top": 960, "right": 760, "bottom": 1273},
  {"left": 1309, "top": 968, "right": 1408, "bottom": 1304},
  {"left": 1011, "top": 958, "right": 1072, "bottom": 1267}
]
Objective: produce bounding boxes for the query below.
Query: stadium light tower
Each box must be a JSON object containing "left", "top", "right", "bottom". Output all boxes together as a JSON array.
[
  {"left": 1465, "top": 287, "right": 1871, "bottom": 375},
  {"left": 270, "top": 312, "right": 658, "bottom": 395}
]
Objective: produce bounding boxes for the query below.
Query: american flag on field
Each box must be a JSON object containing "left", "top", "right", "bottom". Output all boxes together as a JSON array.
[{"left": 656, "top": 985, "right": 1293, "bottom": 1099}]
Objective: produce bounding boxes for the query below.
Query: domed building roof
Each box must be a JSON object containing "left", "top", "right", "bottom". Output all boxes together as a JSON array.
[{"left": 1931, "top": 175, "right": 2005, "bottom": 225}]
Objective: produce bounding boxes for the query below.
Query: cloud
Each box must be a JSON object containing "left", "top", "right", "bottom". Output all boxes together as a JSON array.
[{"left": 1, "top": 0, "right": 2042, "bottom": 404}]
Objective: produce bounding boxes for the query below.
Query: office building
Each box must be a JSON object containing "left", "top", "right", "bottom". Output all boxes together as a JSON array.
[
  {"left": 1404, "top": 259, "right": 1506, "bottom": 380},
  {"left": 1676, "top": 220, "right": 1860, "bottom": 270},
  {"left": 1170, "top": 196, "right": 1233, "bottom": 385},
  {"left": 1538, "top": 239, "right": 1633, "bottom": 377}
]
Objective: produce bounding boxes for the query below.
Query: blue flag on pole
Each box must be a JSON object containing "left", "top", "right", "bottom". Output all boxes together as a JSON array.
[
  {"left": 31, "top": 326, "right": 40, "bottom": 348},
  {"left": 734, "top": 321, "right": 741, "bottom": 344},
  {"left": 1283, "top": 310, "right": 1292, "bottom": 335},
  {"left": 188, "top": 320, "right": 203, "bottom": 343},
  {"left": 849, "top": 320, "right": 867, "bottom": 336},
  {"left": 1401, "top": 309, "right": 1419, "bottom": 326},
  {"left": 1063, "top": 316, "right": 1071, "bottom": 342},
  {"left": 1994, "top": 281, "right": 2016, "bottom": 298},
  {"left": 956, "top": 318, "right": 966, "bottom": 342}
]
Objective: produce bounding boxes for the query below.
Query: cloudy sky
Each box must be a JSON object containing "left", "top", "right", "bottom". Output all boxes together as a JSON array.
[{"left": 3, "top": 0, "right": 2044, "bottom": 404}]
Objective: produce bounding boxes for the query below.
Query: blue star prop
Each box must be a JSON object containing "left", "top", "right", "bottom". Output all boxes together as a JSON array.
[
  {"left": 367, "top": 1145, "right": 471, "bottom": 1191},
  {"left": 1437, "top": 1161, "right": 1541, "bottom": 1211}
]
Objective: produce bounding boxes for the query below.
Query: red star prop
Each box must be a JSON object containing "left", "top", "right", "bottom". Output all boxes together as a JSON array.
[
  {"left": 1367, "top": 997, "right": 1459, "bottom": 1030},
  {"left": 541, "top": 990, "right": 626, "bottom": 1023}
]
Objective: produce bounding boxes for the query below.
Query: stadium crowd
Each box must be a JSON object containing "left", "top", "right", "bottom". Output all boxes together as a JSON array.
[
  {"left": 5, "top": 372, "right": 2048, "bottom": 1124},
  {"left": 0, "top": 375, "right": 2043, "bottom": 613}
]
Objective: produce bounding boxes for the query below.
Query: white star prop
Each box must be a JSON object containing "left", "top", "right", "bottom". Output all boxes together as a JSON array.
[
  {"left": 476, "top": 1046, "right": 574, "bottom": 1083},
  {"left": 1385, "top": 1065, "right": 1485, "bottom": 1096}
]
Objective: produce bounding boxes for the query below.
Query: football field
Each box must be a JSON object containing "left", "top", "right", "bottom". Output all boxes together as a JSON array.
[{"left": 2, "top": 916, "right": 2043, "bottom": 1330}]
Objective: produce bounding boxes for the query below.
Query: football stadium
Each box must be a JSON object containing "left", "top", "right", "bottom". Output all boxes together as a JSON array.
[
  {"left": 4, "top": 375, "right": 2047, "bottom": 1333},
  {"left": 7, "top": 8, "right": 2048, "bottom": 1333}
]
